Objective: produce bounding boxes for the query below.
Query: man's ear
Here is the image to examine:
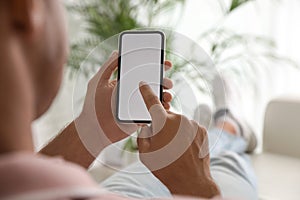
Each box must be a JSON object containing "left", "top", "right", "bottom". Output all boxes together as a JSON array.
[{"left": 10, "top": 0, "right": 43, "bottom": 36}]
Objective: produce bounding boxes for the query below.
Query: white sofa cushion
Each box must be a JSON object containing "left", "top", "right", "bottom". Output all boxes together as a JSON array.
[
  {"left": 253, "top": 97, "right": 300, "bottom": 200},
  {"left": 263, "top": 97, "right": 300, "bottom": 158}
]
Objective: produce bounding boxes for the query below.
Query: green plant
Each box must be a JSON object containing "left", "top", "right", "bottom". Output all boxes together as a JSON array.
[{"left": 67, "top": 0, "right": 185, "bottom": 71}]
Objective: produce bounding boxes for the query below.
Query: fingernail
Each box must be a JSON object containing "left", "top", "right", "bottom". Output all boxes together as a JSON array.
[
  {"left": 139, "top": 81, "right": 147, "bottom": 87},
  {"left": 111, "top": 51, "right": 118, "bottom": 57}
]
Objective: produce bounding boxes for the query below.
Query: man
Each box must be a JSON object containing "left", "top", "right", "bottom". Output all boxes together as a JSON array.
[{"left": 0, "top": 0, "right": 257, "bottom": 199}]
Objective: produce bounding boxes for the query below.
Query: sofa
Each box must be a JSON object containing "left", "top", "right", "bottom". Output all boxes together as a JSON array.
[{"left": 251, "top": 97, "right": 300, "bottom": 200}]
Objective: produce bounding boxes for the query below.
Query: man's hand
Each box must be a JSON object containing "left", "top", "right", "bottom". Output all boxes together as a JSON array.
[
  {"left": 42, "top": 52, "right": 173, "bottom": 168},
  {"left": 77, "top": 52, "right": 173, "bottom": 153},
  {"left": 138, "top": 82, "right": 220, "bottom": 198}
]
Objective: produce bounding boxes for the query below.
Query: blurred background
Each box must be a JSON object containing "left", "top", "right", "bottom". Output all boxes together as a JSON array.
[{"left": 32, "top": 0, "right": 300, "bottom": 199}]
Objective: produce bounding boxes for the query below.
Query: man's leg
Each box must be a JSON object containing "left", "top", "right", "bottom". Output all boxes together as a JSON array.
[
  {"left": 100, "top": 161, "right": 172, "bottom": 198},
  {"left": 206, "top": 74, "right": 258, "bottom": 200},
  {"left": 208, "top": 128, "right": 258, "bottom": 200},
  {"left": 210, "top": 152, "right": 257, "bottom": 200}
]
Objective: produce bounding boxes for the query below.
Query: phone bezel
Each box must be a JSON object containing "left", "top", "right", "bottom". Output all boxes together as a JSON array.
[{"left": 116, "top": 30, "right": 165, "bottom": 124}]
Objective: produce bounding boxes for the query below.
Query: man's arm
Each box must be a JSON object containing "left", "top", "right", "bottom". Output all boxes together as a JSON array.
[
  {"left": 40, "top": 53, "right": 132, "bottom": 168},
  {"left": 40, "top": 121, "right": 95, "bottom": 169},
  {"left": 40, "top": 54, "right": 174, "bottom": 169}
]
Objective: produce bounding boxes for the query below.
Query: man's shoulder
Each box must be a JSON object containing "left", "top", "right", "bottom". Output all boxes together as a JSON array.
[{"left": 0, "top": 151, "right": 98, "bottom": 199}]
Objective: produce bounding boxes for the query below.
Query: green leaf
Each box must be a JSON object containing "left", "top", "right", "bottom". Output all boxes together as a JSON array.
[
  {"left": 122, "top": 137, "right": 138, "bottom": 153},
  {"left": 228, "top": 0, "right": 253, "bottom": 13}
]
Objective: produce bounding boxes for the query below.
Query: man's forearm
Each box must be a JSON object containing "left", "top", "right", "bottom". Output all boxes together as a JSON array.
[{"left": 40, "top": 121, "right": 96, "bottom": 169}]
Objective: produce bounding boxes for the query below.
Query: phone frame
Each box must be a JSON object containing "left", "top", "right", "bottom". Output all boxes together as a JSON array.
[{"left": 116, "top": 30, "right": 165, "bottom": 123}]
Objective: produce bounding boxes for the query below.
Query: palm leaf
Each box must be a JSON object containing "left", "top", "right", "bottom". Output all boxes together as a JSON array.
[{"left": 228, "top": 0, "right": 253, "bottom": 13}]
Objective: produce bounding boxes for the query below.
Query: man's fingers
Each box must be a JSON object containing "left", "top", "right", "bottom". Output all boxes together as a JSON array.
[
  {"left": 164, "top": 60, "right": 172, "bottom": 71},
  {"left": 162, "top": 91, "right": 172, "bottom": 110},
  {"left": 139, "top": 82, "right": 167, "bottom": 133},
  {"left": 162, "top": 102, "right": 171, "bottom": 110},
  {"left": 163, "top": 78, "right": 173, "bottom": 89},
  {"left": 139, "top": 81, "right": 166, "bottom": 118},
  {"left": 139, "top": 82, "right": 164, "bottom": 111},
  {"left": 163, "top": 91, "right": 172, "bottom": 103},
  {"left": 162, "top": 61, "right": 173, "bottom": 90},
  {"left": 100, "top": 51, "right": 119, "bottom": 81}
]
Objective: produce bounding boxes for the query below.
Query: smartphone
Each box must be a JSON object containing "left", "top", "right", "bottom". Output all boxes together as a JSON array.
[{"left": 116, "top": 30, "right": 165, "bottom": 123}]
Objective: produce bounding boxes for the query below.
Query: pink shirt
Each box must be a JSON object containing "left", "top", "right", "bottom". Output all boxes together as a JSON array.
[{"left": 0, "top": 152, "right": 222, "bottom": 200}]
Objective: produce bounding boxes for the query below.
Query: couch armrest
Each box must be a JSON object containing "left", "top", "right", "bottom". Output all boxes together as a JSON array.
[{"left": 263, "top": 97, "right": 300, "bottom": 158}]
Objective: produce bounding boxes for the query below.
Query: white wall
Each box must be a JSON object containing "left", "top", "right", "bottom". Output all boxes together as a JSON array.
[{"left": 173, "top": 0, "right": 300, "bottom": 150}]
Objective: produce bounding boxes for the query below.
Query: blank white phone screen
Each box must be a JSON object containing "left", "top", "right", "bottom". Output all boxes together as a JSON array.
[{"left": 118, "top": 32, "right": 164, "bottom": 122}]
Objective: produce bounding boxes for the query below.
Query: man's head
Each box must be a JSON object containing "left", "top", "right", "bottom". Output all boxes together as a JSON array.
[{"left": 0, "top": 0, "right": 68, "bottom": 118}]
